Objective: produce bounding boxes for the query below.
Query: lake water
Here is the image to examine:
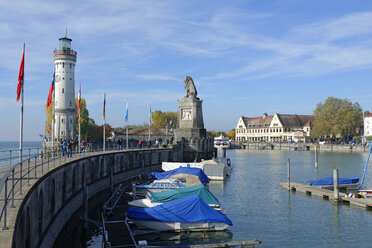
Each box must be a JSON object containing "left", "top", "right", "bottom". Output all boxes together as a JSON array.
[
  {"left": 88, "top": 149, "right": 372, "bottom": 247},
  {"left": 0, "top": 141, "right": 42, "bottom": 167}
]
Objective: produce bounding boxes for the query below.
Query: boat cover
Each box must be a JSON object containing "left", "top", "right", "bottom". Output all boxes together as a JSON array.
[
  {"left": 151, "top": 166, "right": 209, "bottom": 184},
  {"left": 127, "top": 195, "right": 232, "bottom": 225},
  {"left": 150, "top": 184, "right": 219, "bottom": 205},
  {"left": 306, "top": 176, "right": 359, "bottom": 186}
]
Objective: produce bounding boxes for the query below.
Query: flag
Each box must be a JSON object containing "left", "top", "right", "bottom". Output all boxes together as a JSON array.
[
  {"left": 103, "top": 93, "right": 106, "bottom": 121},
  {"left": 77, "top": 84, "right": 81, "bottom": 118},
  {"left": 46, "top": 72, "right": 55, "bottom": 108},
  {"left": 125, "top": 100, "right": 128, "bottom": 125},
  {"left": 149, "top": 105, "right": 152, "bottom": 125},
  {"left": 16, "top": 45, "right": 25, "bottom": 102}
]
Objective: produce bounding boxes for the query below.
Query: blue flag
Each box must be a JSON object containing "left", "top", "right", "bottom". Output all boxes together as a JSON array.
[{"left": 125, "top": 100, "right": 128, "bottom": 125}]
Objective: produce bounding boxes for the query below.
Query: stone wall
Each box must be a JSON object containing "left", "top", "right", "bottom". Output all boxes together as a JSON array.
[{"left": 12, "top": 148, "right": 172, "bottom": 248}]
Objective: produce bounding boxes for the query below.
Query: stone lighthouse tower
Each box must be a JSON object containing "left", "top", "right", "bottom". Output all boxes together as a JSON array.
[{"left": 53, "top": 35, "right": 77, "bottom": 140}]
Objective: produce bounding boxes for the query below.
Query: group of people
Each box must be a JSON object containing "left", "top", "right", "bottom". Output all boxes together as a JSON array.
[{"left": 60, "top": 139, "right": 86, "bottom": 157}]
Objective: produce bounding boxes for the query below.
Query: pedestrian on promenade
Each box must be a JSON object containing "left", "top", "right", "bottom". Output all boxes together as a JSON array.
[
  {"left": 81, "top": 139, "right": 86, "bottom": 156},
  {"left": 117, "top": 138, "right": 123, "bottom": 150},
  {"left": 62, "top": 139, "right": 67, "bottom": 156},
  {"left": 139, "top": 139, "right": 142, "bottom": 149},
  {"left": 155, "top": 139, "right": 159, "bottom": 148},
  {"left": 67, "top": 141, "right": 73, "bottom": 157}
]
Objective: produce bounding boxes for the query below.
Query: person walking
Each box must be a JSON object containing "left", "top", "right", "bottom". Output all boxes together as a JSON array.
[
  {"left": 62, "top": 139, "right": 67, "bottom": 156},
  {"left": 81, "top": 139, "right": 86, "bottom": 156},
  {"left": 66, "top": 141, "right": 71, "bottom": 157},
  {"left": 139, "top": 139, "right": 142, "bottom": 149},
  {"left": 117, "top": 138, "right": 123, "bottom": 150}
]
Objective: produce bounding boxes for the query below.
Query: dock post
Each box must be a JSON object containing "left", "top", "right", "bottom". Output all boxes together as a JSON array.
[
  {"left": 315, "top": 146, "right": 318, "bottom": 169},
  {"left": 222, "top": 148, "right": 226, "bottom": 158},
  {"left": 333, "top": 169, "right": 339, "bottom": 200},
  {"left": 287, "top": 158, "right": 291, "bottom": 190}
]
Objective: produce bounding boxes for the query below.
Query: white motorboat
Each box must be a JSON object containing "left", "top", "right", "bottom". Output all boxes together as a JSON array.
[
  {"left": 162, "top": 158, "right": 232, "bottom": 181},
  {"left": 214, "top": 135, "right": 230, "bottom": 149}
]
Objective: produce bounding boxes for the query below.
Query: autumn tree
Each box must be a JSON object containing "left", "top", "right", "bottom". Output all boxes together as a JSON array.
[
  {"left": 152, "top": 110, "right": 177, "bottom": 129},
  {"left": 216, "top": 131, "right": 227, "bottom": 137},
  {"left": 75, "top": 97, "right": 95, "bottom": 139},
  {"left": 312, "top": 97, "right": 363, "bottom": 140},
  {"left": 227, "top": 129, "right": 235, "bottom": 139}
]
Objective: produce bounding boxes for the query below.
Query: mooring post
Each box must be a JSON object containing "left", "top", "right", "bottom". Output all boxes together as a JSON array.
[
  {"left": 287, "top": 158, "right": 291, "bottom": 190},
  {"left": 333, "top": 168, "right": 339, "bottom": 200},
  {"left": 222, "top": 148, "right": 226, "bottom": 158},
  {"left": 315, "top": 145, "right": 318, "bottom": 169}
]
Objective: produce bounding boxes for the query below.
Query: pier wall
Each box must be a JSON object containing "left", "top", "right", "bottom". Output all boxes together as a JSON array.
[
  {"left": 12, "top": 148, "right": 173, "bottom": 248},
  {"left": 240, "top": 143, "right": 370, "bottom": 152}
]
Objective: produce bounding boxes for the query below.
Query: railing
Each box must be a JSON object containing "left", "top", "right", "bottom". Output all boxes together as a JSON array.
[{"left": 0, "top": 145, "right": 129, "bottom": 230}]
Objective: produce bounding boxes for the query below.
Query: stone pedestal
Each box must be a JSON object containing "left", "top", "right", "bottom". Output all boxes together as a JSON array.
[{"left": 175, "top": 96, "right": 206, "bottom": 141}]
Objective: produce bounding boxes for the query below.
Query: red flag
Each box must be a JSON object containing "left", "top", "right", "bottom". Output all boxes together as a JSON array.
[
  {"left": 77, "top": 84, "right": 81, "bottom": 118},
  {"left": 16, "top": 46, "right": 25, "bottom": 102},
  {"left": 103, "top": 93, "right": 106, "bottom": 121},
  {"left": 46, "top": 72, "right": 55, "bottom": 108}
]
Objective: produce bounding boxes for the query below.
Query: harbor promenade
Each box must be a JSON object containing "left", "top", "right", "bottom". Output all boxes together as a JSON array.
[{"left": 0, "top": 147, "right": 172, "bottom": 248}]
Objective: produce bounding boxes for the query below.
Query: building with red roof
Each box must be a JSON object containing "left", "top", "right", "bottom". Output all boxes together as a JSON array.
[
  {"left": 364, "top": 113, "right": 372, "bottom": 137},
  {"left": 235, "top": 113, "right": 314, "bottom": 142}
]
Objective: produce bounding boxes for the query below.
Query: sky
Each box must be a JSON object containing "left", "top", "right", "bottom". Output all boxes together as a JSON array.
[{"left": 1, "top": 0, "right": 372, "bottom": 141}]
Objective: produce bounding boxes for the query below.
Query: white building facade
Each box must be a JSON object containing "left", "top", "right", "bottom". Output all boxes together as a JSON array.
[
  {"left": 54, "top": 36, "right": 77, "bottom": 140},
  {"left": 235, "top": 113, "right": 314, "bottom": 143},
  {"left": 364, "top": 113, "right": 372, "bottom": 137}
]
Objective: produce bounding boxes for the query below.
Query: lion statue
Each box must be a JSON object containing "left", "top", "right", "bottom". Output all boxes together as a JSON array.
[{"left": 184, "top": 76, "right": 197, "bottom": 98}]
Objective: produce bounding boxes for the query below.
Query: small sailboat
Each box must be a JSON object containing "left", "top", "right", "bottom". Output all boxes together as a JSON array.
[{"left": 359, "top": 141, "right": 372, "bottom": 196}]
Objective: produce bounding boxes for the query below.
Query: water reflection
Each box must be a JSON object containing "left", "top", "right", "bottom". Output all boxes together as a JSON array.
[{"left": 134, "top": 230, "right": 233, "bottom": 246}]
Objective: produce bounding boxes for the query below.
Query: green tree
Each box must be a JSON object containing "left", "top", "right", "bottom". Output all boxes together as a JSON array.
[
  {"left": 152, "top": 110, "right": 177, "bottom": 129},
  {"left": 75, "top": 98, "right": 95, "bottom": 139},
  {"left": 216, "top": 131, "right": 227, "bottom": 137},
  {"left": 312, "top": 97, "right": 363, "bottom": 140},
  {"left": 227, "top": 129, "right": 235, "bottom": 139}
]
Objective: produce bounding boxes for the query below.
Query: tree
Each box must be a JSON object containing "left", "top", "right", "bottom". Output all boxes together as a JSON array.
[
  {"left": 312, "top": 97, "right": 363, "bottom": 140},
  {"left": 227, "top": 129, "right": 235, "bottom": 139},
  {"left": 75, "top": 98, "right": 95, "bottom": 139},
  {"left": 207, "top": 131, "right": 217, "bottom": 138},
  {"left": 216, "top": 131, "right": 227, "bottom": 137},
  {"left": 152, "top": 110, "right": 177, "bottom": 129}
]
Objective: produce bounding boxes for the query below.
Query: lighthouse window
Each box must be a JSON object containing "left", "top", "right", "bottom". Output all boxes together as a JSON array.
[
  {"left": 70, "top": 101, "right": 72, "bottom": 106},
  {"left": 62, "top": 63, "right": 64, "bottom": 68},
  {"left": 62, "top": 88, "right": 64, "bottom": 94},
  {"left": 70, "top": 64, "right": 72, "bottom": 69},
  {"left": 61, "top": 119, "right": 64, "bottom": 123}
]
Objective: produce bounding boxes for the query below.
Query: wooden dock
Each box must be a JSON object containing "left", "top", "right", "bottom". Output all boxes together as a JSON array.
[{"left": 280, "top": 182, "right": 372, "bottom": 209}]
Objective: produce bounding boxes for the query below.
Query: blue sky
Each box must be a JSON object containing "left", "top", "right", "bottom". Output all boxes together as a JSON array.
[{"left": 1, "top": 0, "right": 372, "bottom": 141}]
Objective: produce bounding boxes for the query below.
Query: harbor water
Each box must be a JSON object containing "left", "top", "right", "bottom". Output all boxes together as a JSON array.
[{"left": 85, "top": 149, "right": 372, "bottom": 247}]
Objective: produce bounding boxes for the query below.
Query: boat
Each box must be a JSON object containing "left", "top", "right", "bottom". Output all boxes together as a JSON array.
[
  {"left": 358, "top": 140, "right": 372, "bottom": 196},
  {"left": 127, "top": 195, "right": 232, "bottom": 232},
  {"left": 134, "top": 178, "right": 187, "bottom": 196},
  {"left": 214, "top": 135, "right": 230, "bottom": 149},
  {"left": 162, "top": 158, "right": 232, "bottom": 181},
  {"left": 128, "top": 184, "right": 220, "bottom": 209},
  {"left": 306, "top": 177, "right": 359, "bottom": 186},
  {"left": 151, "top": 166, "right": 210, "bottom": 184}
]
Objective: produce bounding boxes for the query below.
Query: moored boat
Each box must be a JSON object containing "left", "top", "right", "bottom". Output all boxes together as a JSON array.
[
  {"left": 129, "top": 184, "right": 220, "bottom": 209},
  {"left": 127, "top": 195, "right": 232, "bottom": 232},
  {"left": 306, "top": 176, "right": 359, "bottom": 186},
  {"left": 214, "top": 135, "right": 230, "bottom": 149}
]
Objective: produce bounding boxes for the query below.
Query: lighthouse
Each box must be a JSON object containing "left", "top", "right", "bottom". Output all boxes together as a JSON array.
[{"left": 53, "top": 35, "right": 77, "bottom": 141}]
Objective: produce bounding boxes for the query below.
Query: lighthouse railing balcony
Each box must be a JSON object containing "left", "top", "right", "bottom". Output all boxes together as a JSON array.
[{"left": 53, "top": 49, "right": 77, "bottom": 57}]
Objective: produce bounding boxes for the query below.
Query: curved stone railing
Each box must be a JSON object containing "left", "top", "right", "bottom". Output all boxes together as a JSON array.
[{"left": 0, "top": 148, "right": 173, "bottom": 248}]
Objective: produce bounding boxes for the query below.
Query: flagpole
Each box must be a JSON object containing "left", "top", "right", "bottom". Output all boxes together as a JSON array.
[
  {"left": 78, "top": 83, "right": 81, "bottom": 154},
  {"left": 148, "top": 105, "right": 151, "bottom": 145},
  {"left": 19, "top": 43, "right": 25, "bottom": 165},
  {"left": 52, "top": 70, "right": 55, "bottom": 157},
  {"left": 126, "top": 99, "right": 128, "bottom": 149},
  {"left": 103, "top": 92, "right": 106, "bottom": 152}
]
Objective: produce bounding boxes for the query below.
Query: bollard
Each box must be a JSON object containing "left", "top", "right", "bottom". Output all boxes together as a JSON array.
[
  {"left": 333, "top": 168, "right": 339, "bottom": 200},
  {"left": 222, "top": 148, "right": 226, "bottom": 158},
  {"left": 315, "top": 146, "right": 318, "bottom": 169},
  {"left": 287, "top": 158, "right": 291, "bottom": 190}
]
